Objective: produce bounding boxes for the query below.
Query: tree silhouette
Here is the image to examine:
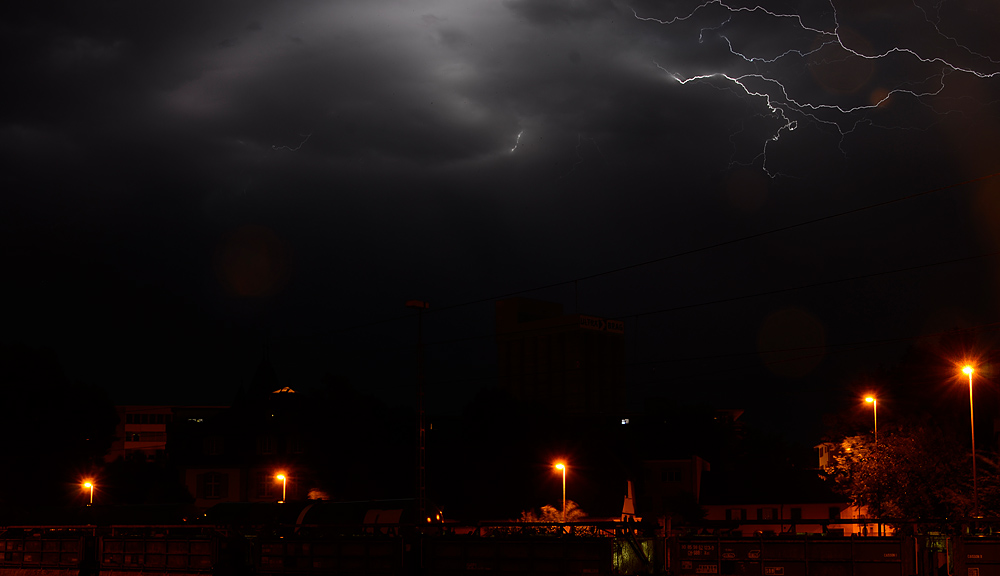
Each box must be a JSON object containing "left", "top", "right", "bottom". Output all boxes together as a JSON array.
[
  {"left": 823, "top": 421, "right": 1000, "bottom": 527},
  {"left": 519, "top": 499, "right": 586, "bottom": 522}
]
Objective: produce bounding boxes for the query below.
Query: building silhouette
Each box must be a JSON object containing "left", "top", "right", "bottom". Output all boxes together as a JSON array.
[
  {"left": 170, "top": 356, "right": 313, "bottom": 509},
  {"left": 106, "top": 405, "right": 226, "bottom": 463},
  {"left": 495, "top": 297, "right": 626, "bottom": 416}
]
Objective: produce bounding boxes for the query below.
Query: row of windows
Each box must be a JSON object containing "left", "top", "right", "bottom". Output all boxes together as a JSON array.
[
  {"left": 196, "top": 472, "right": 296, "bottom": 499},
  {"left": 725, "top": 507, "right": 842, "bottom": 521},
  {"left": 125, "top": 434, "right": 306, "bottom": 454},
  {"left": 125, "top": 432, "right": 166, "bottom": 442},
  {"left": 123, "top": 449, "right": 165, "bottom": 462},
  {"left": 661, "top": 468, "right": 682, "bottom": 483},
  {"left": 125, "top": 413, "right": 172, "bottom": 425}
]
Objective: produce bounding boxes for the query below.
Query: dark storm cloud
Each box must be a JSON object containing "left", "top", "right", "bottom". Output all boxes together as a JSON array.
[
  {"left": 1, "top": 0, "right": 746, "bottom": 187},
  {"left": 4, "top": 0, "right": 1000, "bottom": 418},
  {"left": 504, "top": 0, "right": 618, "bottom": 25}
]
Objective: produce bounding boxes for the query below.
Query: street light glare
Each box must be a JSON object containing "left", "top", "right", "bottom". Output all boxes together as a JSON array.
[
  {"left": 276, "top": 474, "right": 286, "bottom": 481},
  {"left": 82, "top": 479, "right": 95, "bottom": 505},
  {"left": 864, "top": 397, "right": 878, "bottom": 443},
  {"left": 963, "top": 363, "right": 979, "bottom": 515},
  {"left": 553, "top": 461, "right": 568, "bottom": 523}
]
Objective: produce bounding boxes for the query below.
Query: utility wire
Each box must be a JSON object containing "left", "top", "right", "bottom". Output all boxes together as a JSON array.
[
  {"left": 289, "top": 169, "right": 1000, "bottom": 344},
  {"left": 342, "top": 248, "right": 1000, "bottom": 356},
  {"left": 420, "top": 321, "right": 1000, "bottom": 388},
  {"left": 429, "top": 170, "right": 1000, "bottom": 313}
]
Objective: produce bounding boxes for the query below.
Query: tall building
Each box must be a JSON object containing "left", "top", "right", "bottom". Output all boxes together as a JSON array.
[{"left": 495, "top": 297, "right": 626, "bottom": 416}]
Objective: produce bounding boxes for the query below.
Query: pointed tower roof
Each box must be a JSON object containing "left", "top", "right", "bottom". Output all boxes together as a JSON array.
[{"left": 248, "top": 354, "right": 280, "bottom": 401}]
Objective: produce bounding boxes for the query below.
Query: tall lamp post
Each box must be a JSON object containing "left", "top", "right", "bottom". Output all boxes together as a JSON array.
[
  {"left": 554, "top": 462, "right": 567, "bottom": 523},
  {"left": 964, "top": 365, "right": 978, "bottom": 517},
  {"left": 276, "top": 473, "right": 287, "bottom": 503},
  {"left": 83, "top": 481, "right": 94, "bottom": 506},
  {"left": 865, "top": 396, "right": 877, "bottom": 444}
]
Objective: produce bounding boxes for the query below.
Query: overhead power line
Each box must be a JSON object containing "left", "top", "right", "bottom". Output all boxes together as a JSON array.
[
  {"left": 290, "top": 168, "right": 1000, "bottom": 344},
  {"left": 433, "top": 169, "right": 1000, "bottom": 314}
]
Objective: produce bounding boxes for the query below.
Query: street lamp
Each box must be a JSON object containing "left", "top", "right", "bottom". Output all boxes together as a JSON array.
[
  {"left": 963, "top": 365, "right": 978, "bottom": 517},
  {"left": 864, "top": 396, "right": 877, "bottom": 444},
  {"left": 83, "top": 480, "right": 94, "bottom": 506},
  {"left": 554, "top": 462, "right": 566, "bottom": 523},
  {"left": 275, "top": 473, "right": 287, "bottom": 503}
]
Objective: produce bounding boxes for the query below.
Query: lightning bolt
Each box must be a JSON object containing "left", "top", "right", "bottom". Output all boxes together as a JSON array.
[
  {"left": 633, "top": 0, "right": 1000, "bottom": 176},
  {"left": 510, "top": 130, "right": 523, "bottom": 153},
  {"left": 272, "top": 132, "right": 312, "bottom": 152},
  {"left": 561, "top": 133, "right": 609, "bottom": 179},
  {"left": 910, "top": 0, "right": 1000, "bottom": 66}
]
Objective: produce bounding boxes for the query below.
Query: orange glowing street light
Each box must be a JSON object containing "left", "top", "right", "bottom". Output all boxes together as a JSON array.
[
  {"left": 82, "top": 480, "right": 94, "bottom": 506},
  {"left": 864, "top": 396, "right": 877, "bottom": 444},
  {"left": 275, "top": 473, "right": 287, "bottom": 503},
  {"left": 963, "top": 365, "right": 978, "bottom": 517},
  {"left": 554, "top": 462, "right": 567, "bottom": 523}
]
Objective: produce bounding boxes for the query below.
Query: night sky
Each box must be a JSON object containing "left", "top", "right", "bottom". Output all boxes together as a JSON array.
[{"left": 5, "top": 0, "right": 1000, "bottom": 436}]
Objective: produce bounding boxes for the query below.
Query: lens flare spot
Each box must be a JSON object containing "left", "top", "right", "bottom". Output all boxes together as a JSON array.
[{"left": 216, "top": 225, "right": 290, "bottom": 298}]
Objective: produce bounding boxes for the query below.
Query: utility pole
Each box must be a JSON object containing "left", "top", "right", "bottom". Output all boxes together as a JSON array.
[{"left": 405, "top": 300, "right": 430, "bottom": 525}]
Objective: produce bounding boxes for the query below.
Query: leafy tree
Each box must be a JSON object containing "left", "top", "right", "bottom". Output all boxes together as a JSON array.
[
  {"left": 519, "top": 500, "right": 586, "bottom": 522},
  {"left": 823, "top": 422, "right": 999, "bottom": 526}
]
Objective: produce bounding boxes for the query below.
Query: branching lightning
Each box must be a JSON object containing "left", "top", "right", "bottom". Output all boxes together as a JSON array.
[
  {"left": 633, "top": 0, "right": 1000, "bottom": 176},
  {"left": 272, "top": 132, "right": 312, "bottom": 152},
  {"left": 561, "top": 133, "right": 609, "bottom": 179},
  {"left": 910, "top": 0, "right": 1000, "bottom": 66}
]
